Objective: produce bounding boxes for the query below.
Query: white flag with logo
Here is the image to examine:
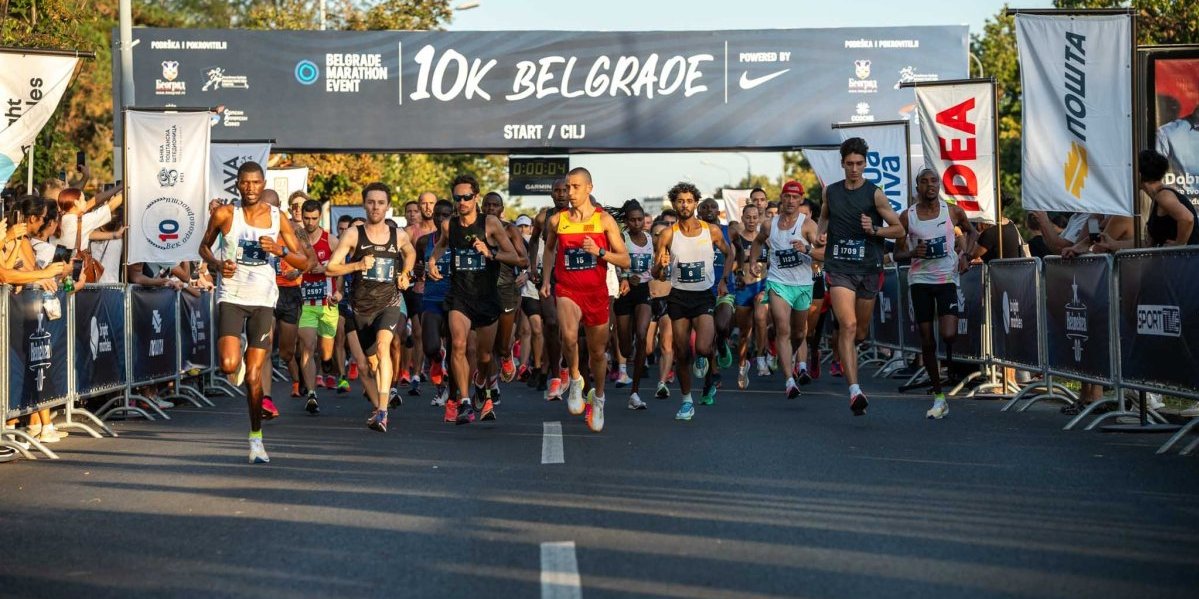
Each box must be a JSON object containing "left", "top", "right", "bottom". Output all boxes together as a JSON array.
[
  {"left": 0, "top": 51, "right": 79, "bottom": 188},
  {"left": 265, "top": 166, "right": 310, "bottom": 199},
  {"left": 836, "top": 122, "right": 910, "bottom": 212},
  {"left": 209, "top": 141, "right": 270, "bottom": 203},
  {"left": 804, "top": 149, "right": 844, "bottom": 190},
  {"left": 125, "top": 110, "right": 211, "bottom": 264},
  {"left": 1016, "top": 14, "right": 1132, "bottom": 216},
  {"left": 915, "top": 81, "right": 997, "bottom": 223},
  {"left": 719, "top": 188, "right": 751, "bottom": 223}
]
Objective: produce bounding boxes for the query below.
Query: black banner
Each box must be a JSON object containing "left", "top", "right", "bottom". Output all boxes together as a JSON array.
[
  {"left": 130, "top": 286, "right": 179, "bottom": 382},
  {"left": 73, "top": 287, "right": 128, "bottom": 395},
  {"left": 987, "top": 259, "right": 1040, "bottom": 369},
  {"left": 1043, "top": 257, "right": 1112, "bottom": 381},
  {"left": 1117, "top": 249, "right": 1199, "bottom": 391},
  {"left": 180, "top": 290, "right": 213, "bottom": 370},
  {"left": 7, "top": 288, "right": 70, "bottom": 413},
  {"left": 948, "top": 265, "right": 984, "bottom": 361},
  {"left": 873, "top": 266, "right": 902, "bottom": 347},
  {"left": 120, "top": 27, "right": 967, "bottom": 151}
]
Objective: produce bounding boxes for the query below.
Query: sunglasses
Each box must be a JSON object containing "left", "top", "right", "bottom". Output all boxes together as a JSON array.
[{"left": 452, "top": 193, "right": 476, "bottom": 202}]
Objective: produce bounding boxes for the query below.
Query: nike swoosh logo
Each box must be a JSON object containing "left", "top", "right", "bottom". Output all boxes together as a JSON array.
[{"left": 739, "top": 69, "right": 790, "bottom": 90}]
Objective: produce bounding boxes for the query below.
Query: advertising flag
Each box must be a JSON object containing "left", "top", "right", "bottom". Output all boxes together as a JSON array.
[
  {"left": 914, "top": 81, "right": 997, "bottom": 223},
  {"left": 804, "top": 149, "right": 844, "bottom": 189},
  {"left": 836, "top": 121, "right": 910, "bottom": 212},
  {"left": 125, "top": 110, "right": 211, "bottom": 264},
  {"left": 1016, "top": 14, "right": 1133, "bottom": 216},
  {"left": 0, "top": 50, "right": 79, "bottom": 188},
  {"left": 209, "top": 141, "right": 270, "bottom": 203}
]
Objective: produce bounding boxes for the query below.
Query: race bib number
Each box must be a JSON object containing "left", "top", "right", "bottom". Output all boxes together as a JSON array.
[
  {"left": 714, "top": 250, "right": 726, "bottom": 273},
  {"left": 831, "top": 239, "right": 866, "bottom": 263},
  {"left": 629, "top": 252, "right": 652, "bottom": 274},
  {"left": 775, "top": 248, "right": 806, "bottom": 269},
  {"left": 237, "top": 239, "right": 269, "bottom": 266},
  {"left": 301, "top": 280, "right": 327, "bottom": 301},
  {"left": 565, "top": 248, "right": 598, "bottom": 271},
  {"left": 364, "top": 256, "right": 397, "bottom": 282},
  {"left": 678, "top": 261, "right": 706, "bottom": 284},
  {"left": 453, "top": 248, "right": 485, "bottom": 272},
  {"left": 922, "top": 236, "right": 949, "bottom": 260}
]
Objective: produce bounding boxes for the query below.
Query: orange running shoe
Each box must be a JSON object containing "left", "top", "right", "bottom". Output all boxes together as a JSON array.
[
  {"left": 429, "top": 360, "right": 445, "bottom": 385},
  {"left": 348, "top": 362, "right": 359, "bottom": 381},
  {"left": 290, "top": 382, "right": 301, "bottom": 398},
  {"left": 546, "top": 377, "right": 564, "bottom": 401},
  {"left": 500, "top": 356, "right": 517, "bottom": 383},
  {"left": 480, "top": 398, "right": 496, "bottom": 421},
  {"left": 443, "top": 398, "right": 458, "bottom": 423}
]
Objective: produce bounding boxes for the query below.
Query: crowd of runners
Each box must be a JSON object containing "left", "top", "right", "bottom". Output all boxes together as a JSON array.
[{"left": 202, "top": 137, "right": 977, "bottom": 464}]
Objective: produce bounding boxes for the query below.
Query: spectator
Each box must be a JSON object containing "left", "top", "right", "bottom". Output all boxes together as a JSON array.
[
  {"left": 1141, "top": 148, "right": 1198, "bottom": 247},
  {"left": 55, "top": 187, "right": 123, "bottom": 260},
  {"left": 972, "top": 214, "right": 1024, "bottom": 262},
  {"left": 88, "top": 207, "right": 127, "bottom": 284},
  {"left": 1025, "top": 212, "right": 1058, "bottom": 259}
]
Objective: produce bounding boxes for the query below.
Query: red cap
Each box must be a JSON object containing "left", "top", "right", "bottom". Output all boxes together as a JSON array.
[{"left": 781, "top": 180, "right": 804, "bottom": 196}]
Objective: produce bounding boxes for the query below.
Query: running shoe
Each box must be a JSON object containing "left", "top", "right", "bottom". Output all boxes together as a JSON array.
[
  {"left": 536, "top": 371, "right": 548, "bottom": 391},
  {"left": 738, "top": 361, "right": 751, "bottom": 390},
  {"left": 607, "top": 366, "right": 620, "bottom": 383},
  {"left": 786, "top": 380, "right": 801, "bottom": 400},
  {"left": 248, "top": 438, "right": 270, "bottom": 464},
  {"left": 699, "top": 384, "right": 716, "bottom": 406},
  {"left": 389, "top": 387, "right": 402, "bottom": 408},
  {"left": 348, "top": 362, "right": 359, "bottom": 381},
  {"left": 456, "top": 399, "right": 476, "bottom": 425},
  {"left": 675, "top": 401, "right": 695, "bottom": 421},
  {"left": 546, "top": 377, "right": 565, "bottom": 402},
  {"left": 615, "top": 372, "right": 632, "bottom": 388},
  {"left": 830, "top": 360, "right": 843, "bottom": 377},
  {"left": 655, "top": 381, "right": 670, "bottom": 399},
  {"left": 518, "top": 364, "right": 532, "bottom": 383},
  {"left": 231, "top": 359, "right": 246, "bottom": 387},
  {"left": 490, "top": 384, "right": 502, "bottom": 407},
  {"left": 291, "top": 382, "right": 302, "bottom": 398},
  {"left": 797, "top": 369, "right": 812, "bottom": 386},
  {"left": 809, "top": 348, "right": 821, "bottom": 380},
  {"left": 480, "top": 398, "right": 496, "bottom": 421},
  {"left": 666, "top": 370, "right": 676, "bottom": 384},
  {"left": 305, "top": 396, "right": 320, "bottom": 415},
  {"left": 337, "top": 376, "right": 350, "bottom": 394},
  {"left": 429, "top": 360, "right": 445, "bottom": 386},
  {"left": 500, "top": 356, "right": 517, "bottom": 383},
  {"left": 768, "top": 352, "right": 779, "bottom": 372},
  {"left": 566, "top": 377, "right": 586, "bottom": 416},
  {"left": 586, "top": 391, "right": 605, "bottom": 432},
  {"left": 926, "top": 400, "right": 948, "bottom": 420},
  {"left": 717, "top": 343, "right": 734, "bottom": 369},
  {"left": 443, "top": 398, "right": 458, "bottom": 423},
  {"left": 368, "top": 409, "right": 388, "bottom": 432},
  {"left": 850, "top": 392, "right": 869, "bottom": 416},
  {"left": 262, "top": 396, "right": 280, "bottom": 420},
  {"left": 316, "top": 376, "right": 326, "bottom": 389},
  {"left": 326, "top": 375, "right": 338, "bottom": 389},
  {"left": 628, "top": 393, "right": 647, "bottom": 410},
  {"left": 756, "top": 357, "right": 771, "bottom": 377},
  {"left": 408, "top": 378, "right": 422, "bottom": 397},
  {"left": 399, "top": 370, "right": 411, "bottom": 387},
  {"left": 431, "top": 384, "right": 448, "bottom": 407},
  {"left": 692, "top": 356, "right": 709, "bottom": 379}
]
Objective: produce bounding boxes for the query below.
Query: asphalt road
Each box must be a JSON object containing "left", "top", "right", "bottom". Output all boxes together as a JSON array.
[{"left": 2, "top": 364, "right": 1197, "bottom": 599}]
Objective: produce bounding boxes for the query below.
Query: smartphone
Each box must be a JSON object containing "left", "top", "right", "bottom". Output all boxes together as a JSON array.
[
  {"left": 1087, "top": 219, "right": 1101, "bottom": 243},
  {"left": 76, "top": 151, "right": 86, "bottom": 168},
  {"left": 103, "top": 182, "right": 116, "bottom": 192},
  {"left": 52, "top": 245, "right": 73, "bottom": 264},
  {"left": 71, "top": 260, "right": 83, "bottom": 281},
  {"left": 57, "top": 170, "right": 67, "bottom": 181}
]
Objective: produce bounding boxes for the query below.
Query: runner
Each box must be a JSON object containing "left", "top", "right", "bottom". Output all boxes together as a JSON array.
[
  {"left": 401, "top": 193, "right": 438, "bottom": 397},
  {"left": 427, "top": 174, "right": 523, "bottom": 425},
  {"left": 817, "top": 137, "right": 905, "bottom": 415},
  {"left": 324, "top": 182, "right": 416, "bottom": 433},
  {"left": 733, "top": 203, "right": 771, "bottom": 388},
  {"left": 200, "top": 162, "right": 313, "bottom": 464},
  {"left": 276, "top": 192, "right": 311, "bottom": 403},
  {"left": 749, "top": 180, "right": 823, "bottom": 399},
  {"left": 529, "top": 178, "right": 571, "bottom": 399},
  {"left": 698, "top": 198, "right": 737, "bottom": 378},
  {"left": 654, "top": 182, "right": 733, "bottom": 420},
  {"left": 540, "top": 168, "right": 630, "bottom": 432},
  {"left": 296, "top": 199, "right": 345, "bottom": 407},
  {"left": 895, "top": 168, "right": 978, "bottom": 419},
  {"left": 647, "top": 211, "right": 678, "bottom": 399},
  {"left": 515, "top": 215, "right": 544, "bottom": 386},
  {"left": 613, "top": 199, "right": 653, "bottom": 410},
  {"left": 416, "top": 200, "right": 454, "bottom": 408},
  {"left": 482, "top": 192, "right": 529, "bottom": 399}
]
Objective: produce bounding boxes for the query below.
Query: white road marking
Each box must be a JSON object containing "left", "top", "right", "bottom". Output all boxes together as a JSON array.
[
  {"left": 541, "top": 541, "right": 582, "bottom": 599},
  {"left": 542, "top": 421, "right": 564, "bottom": 465}
]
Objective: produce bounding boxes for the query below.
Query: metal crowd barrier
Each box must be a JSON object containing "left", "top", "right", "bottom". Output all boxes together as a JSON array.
[
  {"left": 986, "top": 259, "right": 1060, "bottom": 407},
  {"left": 866, "top": 265, "right": 906, "bottom": 377},
  {"left": 0, "top": 286, "right": 71, "bottom": 459}
]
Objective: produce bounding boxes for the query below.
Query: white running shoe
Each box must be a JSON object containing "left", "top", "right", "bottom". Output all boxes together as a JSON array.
[
  {"left": 756, "top": 358, "right": 771, "bottom": 377},
  {"left": 628, "top": 393, "right": 647, "bottom": 410},
  {"left": 587, "top": 392, "right": 605, "bottom": 432},
  {"left": 1146, "top": 393, "right": 1165, "bottom": 411},
  {"left": 692, "top": 356, "right": 709, "bottom": 379},
  {"left": 737, "top": 361, "right": 750, "bottom": 390},
  {"left": 566, "top": 377, "right": 586, "bottom": 416},
  {"left": 926, "top": 401, "right": 949, "bottom": 420},
  {"left": 152, "top": 397, "right": 175, "bottom": 409},
  {"left": 231, "top": 359, "right": 246, "bottom": 387},
  {"left": 248, "top": 437, "right": 270, "bottom": 464},
  {"left": 615, "top": 372, "right": 633, "bottom": 387}
]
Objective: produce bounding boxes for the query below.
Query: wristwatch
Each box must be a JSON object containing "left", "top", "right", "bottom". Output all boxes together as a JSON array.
[{"left": 598, "top": 248, "right": 607, "bottom": 259}]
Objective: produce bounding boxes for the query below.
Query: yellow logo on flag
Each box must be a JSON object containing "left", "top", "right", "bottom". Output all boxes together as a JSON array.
[{"left": 1064, "top": 141, "right": 1088, "bottom": 199}]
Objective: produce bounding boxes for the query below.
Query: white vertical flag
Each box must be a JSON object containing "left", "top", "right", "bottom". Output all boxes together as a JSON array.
[
  {"left": 915, "top": 81, "right": 997, "bottom": 223},
  {"left": 836, "top": 122, "right": 910, "bottom": 212},
  {"left": 209, "top": 141, "right": 271, "bottom": 203},
  {"left": 125, "top": 110, "right": 211, "bottom": 264},
  {"left": 0, "top": 50, "right": 79, "bottom": 188},
  {"left": 804, "top": 149, "right": 845, "bottom": 190},
  {"left": 265, "top": 166, "right": 310, "bottom": 199},
  {"left": 1016, "top": 14, "right": 1133, "bottom": 216}
]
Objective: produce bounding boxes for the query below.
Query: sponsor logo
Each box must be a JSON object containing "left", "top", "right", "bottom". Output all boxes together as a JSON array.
[
  {"left": 157, "top": 168, "right": 180, "bottom": 187},
  {"left": 28, "top": 310, "right": 52, "bottom": 392},
  {"left": 1064, "top": 276, "right": 1088, "bottom": 362},
  {"left": 89, "top": 315, "right": 114, "bottom": 360},
  {"left": 1063, "top": 32, "right": 1089, "bottom": 199},
  {"left": 188, "top": 304, "right": 207, "bottom": 346},
  {"left": 848, "top": 59, "right": 878, "bottom": 94},
  {"left": 202, "top": 66, "right": 249, "bottom": 91},
  {"left": 893, "top": 65, "right": 939, "bottom": 90},
  {"left": 739, "top": 69, "right": 790, "bottom": 90},
  {"left": 141, "top": 197, "right": 198, "bottom": 252},
  {"left": 1137, "top": 304, "right": 1182, "bottom": 337},
  {"left": 162, "top": 61, "right": 179, "bottom": 81},
  {"left": 1002, "top": 291, "right": 1023, "bottom": 334},
  {"left": 156, "top": 60, "right": 187, "bottom": 96},
  {"left": 152, "top": 309, "right": 163, "bottom": 334},
  {"left": 295, "top": 59, "right": 320, "bottom": 85},
  {"left": 851, "top": 102, "right": 875, "bottom": 123},
  {"left": 158, "top": 125, "right": 179, "bottom": 164},
  {"left": 878, "top": 293, "right": 892, "bottom": 324},
  {"left": 324, "top": 53, "right": 388, "bottom": 93},
  {"left": 220, "top": 107, "right": 248, "bottom": 128},
  {"left": 150, "top": 309, "right": 164, "bottom": 357}
]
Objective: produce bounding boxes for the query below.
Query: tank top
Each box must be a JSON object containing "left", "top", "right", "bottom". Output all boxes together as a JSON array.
[
  {"left": 1147, "top": 187, "right": 1199, "bottom": 247},
  {"left": 625, "top": 231, "right": 653, "bottom": 285},
  {"left": 907, "top": 201, "right": 959, "bottom": 285},
  {"left": 824, "top": 180, "right": 885, "bottom": 275},
  {"left": 497, "top": 222, "right": 517, "bottom": 291},
  {"left": 449, "top": 215, "right": 500, "bottom": 303},
  {"left": 301, "top": 229, "right": 333, "bottom": 305},
  {"left": 669, "top": 222, "right": 716, "bottom": 292},
  {"left": 219, "top": 205, "right": 281, "bottom": 308},
  {"left": 349, "top": 224, "right": 401, "bottom": 317},
  {"left": 766, "top": 214, "right": 814, "bottom": 287},
  {"left": 422, "top": 232, "right": 453, "bottom": 303},
  {"left": 522, "top": 236, "right": 541, "bottom": 300},
  {"left": 711, "top": 223, "right": 734, "bottom": 292},
  {"left": 554, "top": 209, "right": 610, "bottom": 291}
]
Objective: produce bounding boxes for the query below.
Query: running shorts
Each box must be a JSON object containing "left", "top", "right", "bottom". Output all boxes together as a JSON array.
[
  {"left": 557, "top": 285, "right": 610, "bottom": 328},
  {"left": 910, "top": 283, "right": 963, "bottom": 323},
  {"left": 274, "top": 286, "right": 302, "bottom": 325},
  {"left": 353, "top": 306, "right": 404, "bottom": 353},
  {"left": 763, "top": 280, "right": 814, "bottom": 312},
  {"left": 299, "top": 304, "right": 339, "bottom": 338},
  {"left": 667, "top": 288, "right": 716, "bottom": 321},
  {"left": 218, "top": 303, "right": 274, "bottom": 349},
  {"left": 613, "top": 282, "right": 650, "bottom": 316}
]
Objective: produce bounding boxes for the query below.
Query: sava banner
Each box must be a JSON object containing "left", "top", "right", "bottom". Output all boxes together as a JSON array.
[
  {"left": 835, "top": 121, "right": 910, "bottom": 212},
  {"left": 209, "top": 141, "right": 270, "bottom": 203},
  {"left": 0, "top": 49, "right": 79, "bottom": 189},
  {"left": 1016, "top": 14, "right": 1133, "bottom": 216},
  {"left": 125, "top": 110, "right": 211, "bottom": 264},
  {"left": 914, "top": 80, "right": 996, "bottom": 223}
]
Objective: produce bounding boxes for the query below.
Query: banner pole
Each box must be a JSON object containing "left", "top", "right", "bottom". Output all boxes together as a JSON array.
[
  {"left": 991, "top": 77, "right": 1002, "bottom": 257},
  {"left": 121, "top": 109, "right": 129, "bottom": 284},
  {"left": 25, "top": 145, "right": 34, "bottom": 195},
  {"left": 903, "top": 120, "right": 913, "bottom": 209},
  {"left": 1130, "top": 12, "right": 1143, "bottom": 248}
]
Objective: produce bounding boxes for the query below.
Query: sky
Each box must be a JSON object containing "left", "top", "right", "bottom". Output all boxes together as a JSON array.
[{"left": 447, "top": 0, "right": 1052, "bottom": 208}]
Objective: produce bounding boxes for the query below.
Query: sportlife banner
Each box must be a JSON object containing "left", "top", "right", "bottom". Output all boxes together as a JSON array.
[
  {"left": 1117, "top": 249, "right": 1199, "bottom": 392},
  {"left": 126, "top": 110, "right": 211, "bottom": 264},
  {"left": 118, "top": 27, "right": 968, "bottom": 151},
  {"left": 915, "top": 81, "right": 997, "bottom": 223},
  {"left": 836, "top": 122, "right": 909, "bottom": 212},
  {"left": 209, "top": 141, "right": 270, "bottom": 203},
  {"left": 1043, "top": 256, "right": 1112, "bottom": 381},
  {"left": 0, "top": 50, "right": 79, "bottom": 188},
  {"left": 130, "top": 286, "right": 179, "bottom": 382},
  {"left": 873, "top": 266, "right": 902, "bottom": 347},
  {"left": 265, "top": 166, "right": 309, "bottom": 199},
  {"left": 803, "top": 149, "right": 844, "bottom": 188},
  {"left": 1152, "top": 56, "right": 1199, "bottom": 204},
  {"left": 73, "top": 287, "right": 128, "bottom": 395},
  {"left": 180, "top": 290, "right": 213, "bottom": 370},
  {"left": 988, "top": 259, "right": 1040, "bottom": 369},
  {"left": 7, "top": 288, "right": 69, "bottom": 412},
  {"left": 1016, "top": 14, "right": 1133, "bottom": 216}
]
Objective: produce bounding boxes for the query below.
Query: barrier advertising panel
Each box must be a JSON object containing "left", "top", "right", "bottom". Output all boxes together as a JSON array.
[
  {"left": 1117, "top": 248, "right": 1199, "bottom": 392},
  {"left": 7, "top": 288, "right": 70, "bottom": 412},
  {"left": 130, "top": 286, "right": 179, "bottom": 382},
  {"left": 73, "top": 286, "right": 128, "bottom": 395},
  {"left": 988, "top": 259, "right": 1040, "bottom": 369},
  {"left": 180, "top": 290, "right": 213, "bottom": 371},
  {"left": 1043, "top": 256, "right": 1113, "bottom": 381}
]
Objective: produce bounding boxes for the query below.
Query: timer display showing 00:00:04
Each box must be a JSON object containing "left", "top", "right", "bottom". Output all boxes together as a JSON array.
[{"left": 510, "top": 161, "right": 567, "bottom": 177}]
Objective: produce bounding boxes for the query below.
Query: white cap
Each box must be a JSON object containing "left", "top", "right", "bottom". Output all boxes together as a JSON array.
[{"left": 515, "top": 215, "right": 533, "bottom": 226}]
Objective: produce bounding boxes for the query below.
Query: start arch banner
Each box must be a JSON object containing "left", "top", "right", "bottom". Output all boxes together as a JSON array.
[{"left": 116, "top": 27, "right": 967, "bottom": 152}]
